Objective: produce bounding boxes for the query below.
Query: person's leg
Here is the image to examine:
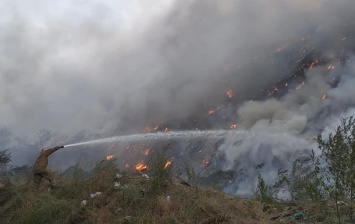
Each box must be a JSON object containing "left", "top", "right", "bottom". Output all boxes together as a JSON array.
[
  {"left": 41, "top": 171, "right": 55, "bottom": 187},
  {"left": 33, "top": 174, "right": 43, "bottom": 189}
]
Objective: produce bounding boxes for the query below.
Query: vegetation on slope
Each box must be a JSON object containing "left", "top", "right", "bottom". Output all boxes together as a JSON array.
[
  {"left": 0, "top": 151, "right": 272, "bottom": 224},
  {"left": 2, "top": 116, "right": 355, "bottom": 223},
  {"left": 257, "top": 116, "right": 355, "bottom": 223}
]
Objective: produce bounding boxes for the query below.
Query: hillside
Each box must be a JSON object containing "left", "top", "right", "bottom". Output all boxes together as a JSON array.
[{"left": 0, "top": 159, "right": 304, "bottom": 224}]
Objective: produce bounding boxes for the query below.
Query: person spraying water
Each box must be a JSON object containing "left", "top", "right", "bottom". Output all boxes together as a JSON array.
[{"left": 32, "top": 145, "right": 64, "bottom": 190}]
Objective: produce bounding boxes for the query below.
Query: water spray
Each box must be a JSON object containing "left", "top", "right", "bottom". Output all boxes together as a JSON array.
[
  {"left": 63, "top": 129, "right": 313, "bottom": 148},
  {"left": 63, "top": 130, "right": 248, "bottom": 148}
]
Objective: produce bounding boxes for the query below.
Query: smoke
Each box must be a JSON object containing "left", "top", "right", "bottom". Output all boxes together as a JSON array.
[
  {"left": 0, "top": 0, "right": 319, "bottom": 137},
  {"left": 213, "top": 0, "right": 355, "bottom": 195},
  {"left": 1, "top": 0, "right": 355, "bottom": 195}
]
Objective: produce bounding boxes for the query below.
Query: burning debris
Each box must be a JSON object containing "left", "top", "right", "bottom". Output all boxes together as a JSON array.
[
  {"left": 163, "top": 160, "right": 172, "bottom": 170},
  {"left": 207, "top": 106, "right": 224, "bottom": 116},
  {"left": 106, "top": 155, "right": 114, "bottom": 160},
  {"left": 135, "top": 163, "right": 148, "bottom": 172},
  {"left": 143, "top": 149, "right": 150, "bottom": 156},
  {"left": 144, "top": 125, "right": 160, "bottom": 133},
  {"left": 226, "top": 90, "right": 234, "bottom": 98},
  {"left": 230, "top": 123, "right": 238, "bottom": 129},
  {"left": 322, "top": 94, "right": 327, "bottom": 101},
  {"left": 4, "top": 0, "right": 355, "bottom": 198}
]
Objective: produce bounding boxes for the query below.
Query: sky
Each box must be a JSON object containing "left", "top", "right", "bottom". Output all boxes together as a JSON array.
[{"left": 1, "top": 1, "right": 355, "bottom": 195}]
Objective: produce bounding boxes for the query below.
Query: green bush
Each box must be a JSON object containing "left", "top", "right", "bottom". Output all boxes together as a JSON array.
[
  {"left": 19, "top": 194, "right": 75, "bottom": 224},
  {"left": 148, "top": 145, "right": 173, "bottom": 195}
]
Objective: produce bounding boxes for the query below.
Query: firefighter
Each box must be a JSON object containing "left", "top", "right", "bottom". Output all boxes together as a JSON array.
[{"left": 32, "top": 145, "right": 64, "bottom": 189}]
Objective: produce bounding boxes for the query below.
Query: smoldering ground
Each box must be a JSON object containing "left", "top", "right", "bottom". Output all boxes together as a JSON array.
[{"left": 1, "top": 0, "right": 355, "bottom": 196}]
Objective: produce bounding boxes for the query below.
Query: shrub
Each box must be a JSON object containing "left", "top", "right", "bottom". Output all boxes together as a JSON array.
[
  {"left": 255, "top": 173, "right": 273, "bottom": 207},
  {"left": 149, "top": 144, "right": 173, "bottom": 195}
]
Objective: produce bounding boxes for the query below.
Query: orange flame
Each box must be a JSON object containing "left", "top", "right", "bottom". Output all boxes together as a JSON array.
[
  {"left": 106, "top": 155, "right": 114, "bottom": 160},
  {"left": 208, "top": 109, "right": 216, "bottom": 115},
  {"left": 207, "top": 106, "right": 223, "bottom": 116},
  {"left": 144, "top": 125, "right": 160, "bottom": 133},
  {"left": 230, "top": 123, "right": 238, "bottom": 129},
  {"left": 308, "top": 59, "right": 319, "bottom": 69},
  {"left": 135, "top": 163, "right": 148, "bottom": 172},
  {"left": 164, "top": 160, "right": 172, "bottom": 169},
  {"left": 322, "top": 94, "right": 327, "bottom": 101},
  {"left": 226, "top": 90, "right": 234, "bottom": 98},
  {"left": 202, "top": 157, "right": 211, "bottom": 166},
  {"left": 164, "top": 127, "right": 169, "bottom": 132}
]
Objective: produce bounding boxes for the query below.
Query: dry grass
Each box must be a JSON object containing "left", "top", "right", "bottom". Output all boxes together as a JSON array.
[{"left": 0, "top": 159, "right": 277, "bottom": 224}]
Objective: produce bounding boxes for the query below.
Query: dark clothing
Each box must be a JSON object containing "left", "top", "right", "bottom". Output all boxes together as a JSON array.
[
  {"left": 33, "top": 146, "right": 61, "bottom": 174},
  {"left": 32, "top": 146, "right": 61, "bottom": 189},
  {"left": 33, "top": 171, "right": 54, "bottom": 189}
]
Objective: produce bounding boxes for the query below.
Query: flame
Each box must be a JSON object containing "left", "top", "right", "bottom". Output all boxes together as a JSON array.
[
  {"left": 106, "top": 155, "right": 114, "bottom": 160},
  {"left": 207, "top": 105, "right": 223, "bottom": 116},
  {"left": 208, "top": 109, "right": 216, "bottom": 115},
  {"left": 309, "top": 62, "right": 315, "bottom": 69},
  {"left": 144, "top": 125, "right": 159, "bottom": 133},
  {"left": 135, "top": 163, "right": 148, "bottom": 172},
  {"left": 164, "top": 127, "right": 169, "bottom": 132},
  {"left": 322, "top": 94, "right": 327, "bottom": 101},
  {"left": 143, "top": 149, "right": 150, "bottom": 155},
  {"left": 308, "top": 59, "right": 319, "bottom": 69},
  {"left": 226, "top": 90, "right": 234, "bottom": 98},
  {"left": 267, "top": 85, "right": 279, "bottom": 96},
  {"left": 164, "top": 160, "right": 172, "bottom": 169},
  {"left": 295, "top": 81, "right": 305, "bottom": 90},
  {"left": 202, "top": 156, "right": 211, "bottom": 166},
  {"left": 327, "top": 65, "right": 335, "bottom": 70},
  {"left": 230, "top": 123, "right": 238, "bottom": 129}
]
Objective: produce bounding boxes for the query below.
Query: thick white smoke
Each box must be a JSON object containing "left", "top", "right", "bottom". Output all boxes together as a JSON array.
[
  {"left": 0, "top": 0, "right": 336, "bottom": 140},
  {"left": 1, "top": 0, "right": 355, "bottom": 196}
]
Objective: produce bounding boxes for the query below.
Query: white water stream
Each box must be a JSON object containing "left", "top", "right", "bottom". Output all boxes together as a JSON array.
[{"left": 64, "top": 130, "right": 247, "bottom": 148}]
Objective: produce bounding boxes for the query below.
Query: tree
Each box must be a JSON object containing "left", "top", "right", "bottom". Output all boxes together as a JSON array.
[
  {"left": 272, "top": 152, "right": 325, "bottom": 202},
  {"left": 0, "top": 149, "right": 11, "bottom": 166},
  {"left": 0, "top": 149, "right": 11, "bottom": 184},
  {"left": 317, "top": 116, "right": 355, "bottom": 223}
]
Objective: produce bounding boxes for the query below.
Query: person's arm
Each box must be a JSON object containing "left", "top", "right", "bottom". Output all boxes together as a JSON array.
[{"left": 43, "top": 146, "right": 64, "bottom": 156}]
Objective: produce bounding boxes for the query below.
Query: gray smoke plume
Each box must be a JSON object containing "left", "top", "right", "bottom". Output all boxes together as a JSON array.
[{"left": 1, "top": 0, "right": 355, "bottom": 195}]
